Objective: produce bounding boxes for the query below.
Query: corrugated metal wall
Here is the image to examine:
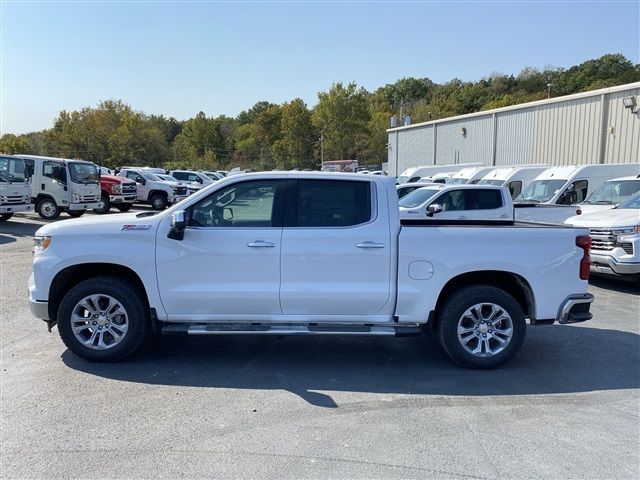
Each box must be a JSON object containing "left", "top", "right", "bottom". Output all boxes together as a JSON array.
[{"left": 388, "top": 82, "right": 640, "bottom": 176}]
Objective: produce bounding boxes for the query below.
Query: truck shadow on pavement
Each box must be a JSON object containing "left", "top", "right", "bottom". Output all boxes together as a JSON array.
[
  {"left": 589, "top": 276, "right": 640, "bottom": 295},
  {"left": 62, "top": 324, "right": 640, "bottom": 408}
]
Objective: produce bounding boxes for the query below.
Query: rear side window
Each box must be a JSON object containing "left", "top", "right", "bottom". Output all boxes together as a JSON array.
[
  {"left": 294, "top": 180, "right": 371, "bottom": 227},
  {"left": 436, "top": 189, "right": 503, "bottom": 211}
]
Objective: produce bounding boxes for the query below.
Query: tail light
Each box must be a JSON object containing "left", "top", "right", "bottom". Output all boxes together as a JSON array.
[{"left": 576, "top": 235, "right": 591, "bottom": 280}]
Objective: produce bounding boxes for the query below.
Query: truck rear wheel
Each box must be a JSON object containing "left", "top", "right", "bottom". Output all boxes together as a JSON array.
[
  {"left": 93, "top": 193, "right": 111, "bottom": 214},
  {"left": 0, "top": 213, "right": 13, "bottom": 221},
  {"left": 57, "top": 276, "right": 148, "bottom": 362},
  {"left": 116, "top": 203, "right": 132, "bottom": 212},
  {"left": 437, "top": 285, "right": 526, "bottom": 369},
  {"left": 36, "top": 198, "right": 60, "bottom": 220}
]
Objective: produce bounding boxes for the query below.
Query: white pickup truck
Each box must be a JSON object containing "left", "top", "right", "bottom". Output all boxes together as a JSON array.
[
  {"left": 28, "top": 173, "right": 594, "bottom": 368},
  {"left": 399, "top": 184, "right": 581, "bottom": 223}
]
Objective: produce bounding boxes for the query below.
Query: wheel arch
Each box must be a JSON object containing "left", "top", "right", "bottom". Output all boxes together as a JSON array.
[
  {"left": 48, "top": 263, "right": 150, "bottom": 325},
  {"left": 431, "top": 270, "right": 536, "bottom": 331}
]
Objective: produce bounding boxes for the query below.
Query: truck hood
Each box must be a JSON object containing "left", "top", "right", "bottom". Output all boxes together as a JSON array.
[
  {"left": 577, "top": 204, "right": 615, "bottom": 215},
  {"left": 35, "top": 212, "right": 163, "bottom": 237},
  {"left": 565, "top": 208, "right": 640, "bottom": 228}
]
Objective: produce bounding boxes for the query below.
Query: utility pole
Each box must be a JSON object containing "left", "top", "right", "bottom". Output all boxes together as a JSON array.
[
  {"left": 547, "top": 80, "right": 553, "bottom": 99},
  {"left": 320, "top": 132, "right": 324, "bottom": 164}
]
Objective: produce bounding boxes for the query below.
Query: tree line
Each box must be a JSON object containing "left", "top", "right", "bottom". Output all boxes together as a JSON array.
[{"left": 1, "top": 53, "right": 638, "bottom": 171}]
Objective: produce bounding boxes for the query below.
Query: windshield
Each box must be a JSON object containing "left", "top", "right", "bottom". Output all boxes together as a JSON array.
[
  {"left": 141, "top": 172, "right": 161, "bottom": 181},
  {"left": 203, "top": 173, "right": 220, "bottom": 181},
  {"left": 477, "top": 179, "right": 505, "bottom": 186},
  {"left": 582, "top": 180, "right": 640, "bottom": 205},
  {"left": 515, "top": 179, "right": 566, "bottom": 203},
  {"left": 68, "top": 162, "right": 99, "bottom": 184},
  {"left": 0, "top": 156, "right": 28, "bottom": 182},
  {"left": 157, "top": 174, "right": 177, "bottom": 182},
  {"left": 396, "top": 175, "right": 409, "bottom": 184},
  {"left": 399, "top": 188, "right": 441, "bottom": 208},
  {"left": 616, "top": 192, "right": 640, "bottom": 210},
  {"left": 447, "top": 178, "right": 469, "bottom": 185}
]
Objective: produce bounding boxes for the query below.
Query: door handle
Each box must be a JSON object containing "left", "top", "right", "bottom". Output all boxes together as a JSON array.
[
  {"left": 247, "top": 241, "right": 276, "bottom": 248},
  {"left": 458, "top": 215, "right": 470, "bottom": 220},
  {"left": 356, "top": 241, "right": 385, "bottom": 249}
]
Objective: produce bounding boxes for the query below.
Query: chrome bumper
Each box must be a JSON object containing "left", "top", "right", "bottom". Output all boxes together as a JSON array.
[
  {"left": 29, "top": 298, "right": 49, "bottom": 320},
  {"left": 68, "top": 202, "right": 101, "bottom": 211},
  {"left": 590, "top": 253, "right": 640, "bottom": 276},
  {"left": 556, "top": 293, "right": 594, "bottom": 324}
]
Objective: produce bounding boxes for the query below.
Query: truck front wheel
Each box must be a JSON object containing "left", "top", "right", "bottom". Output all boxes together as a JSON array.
[
  {"left": 36, "top": 198, "right": 60, "bottom": 220},
  {"left": 150, "top": 193, "right": 167, "bottom": 210},
  {"left": 116, "top": 203, "right": 132, "bottom": 212},
  {"left": 0, "top": 213, "right": 13, "bottom": 221},
  {"left": 57, "top": 276, "right": 149, "bottom": 362},
  {"left": 93, "top": 193, "right": 111, "bottom": 214},
  {"left": 437, "top": 285, "right": 526, "bottom": 369}
]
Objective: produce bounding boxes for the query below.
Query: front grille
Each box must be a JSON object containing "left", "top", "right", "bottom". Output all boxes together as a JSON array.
[
  {"left": 121, "top": 183, "right": 137, "bottom": 194},
  {"left": 174, "top": 186, "right": 187, "bottom": 195},
  {"left": 1, "top": 195, "right": 29, "bottom": 205},
  {"left": 81, "top": 195, "right": 100, "bottom": 202},
  {"left": 621, "top": 243, "right": 634, "bottom": 255},
  {"left": 590, "top": 229, "right": 615, "bottom": 251}
]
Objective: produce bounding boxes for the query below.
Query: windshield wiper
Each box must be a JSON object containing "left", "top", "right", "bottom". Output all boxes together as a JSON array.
[{"left": 595, "top": 200, "right": 614, "bottom": 204}]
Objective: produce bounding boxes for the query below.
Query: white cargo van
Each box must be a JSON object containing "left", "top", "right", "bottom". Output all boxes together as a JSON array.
[
  {"left": 448, "top": 166, "right": 497, "bottom": 185},
  {"left": 18, "top": 155, "right": 101, "bottom": 220},
  {"left": 577, "top": 176, "right": 640, "bottom": 214},
  {"left": 478, "top": 165, "right": 550, "bottom": 199},
  {"left": 515, "top": 164, "right": 640, "bottom": 206},
  {"left": 396, "top": 163, "right": 483, "bottom": 184}
]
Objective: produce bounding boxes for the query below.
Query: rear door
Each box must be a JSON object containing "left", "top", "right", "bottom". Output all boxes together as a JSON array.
[{"left": 280, "top": 179, "right": 392, "bottom": 317}]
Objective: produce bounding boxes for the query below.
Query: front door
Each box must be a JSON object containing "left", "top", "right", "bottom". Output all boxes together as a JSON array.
[
  {"left": 41, "top": 160, "right": 67, "bottom": 204},
  {"left": 156, "top": 179, "right": 285, "bottom": 320},
  {"left": 280, "top": 179, "right": 392, "bottom": 318}
]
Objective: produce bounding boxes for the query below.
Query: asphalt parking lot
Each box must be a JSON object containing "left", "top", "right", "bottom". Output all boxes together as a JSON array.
[{"left": 1, "top": 211, "right": 639, "bottom": 479}]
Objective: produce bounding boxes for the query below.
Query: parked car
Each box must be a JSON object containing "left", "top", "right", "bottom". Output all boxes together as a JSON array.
[
  {"left": 18, "top": 155, "right": 101, "bottom": 219},
  {"left": 396, "top": 163, "right": 483, "bottom": 184},
  {"left": 93, "top": 171, "right": 137, "bottom": 214},
  {"left": 170, "top": 170, "right": 215, "bottom": 186},
  {"left": 515, "top": 164, "right": 640, "bottom": 206},
  {"left": 448, "top": 166, "right": 497, "bottom": 185},
  {"left": 29, "top": 173, "right": 593, "bottom": 369},
  {"left": 118, "top": 168, "right": 187, "bottom": 210},
  {"left": 565, "top": 192, "right": 640, "bottom": 279},
  {"left": 156, "top": 173, "right": 202, "bottom": 196},
  {"left": 0, "top": 154, "right": 34, "bottom": 221},
  {"left": 400, "top": 184, "right": 581, "bottom": 224},
  {"left": 396, "top": 182, "right": 436, "bottom": 199},
  {"left": 478, "top": 165, "right": 550, "bottom": 198},
  {"left": 577, "top": 176, "right": 640, "bottom": 215},
  {"left": 202, "top": 171, "right": 224, "bottom": 181}
]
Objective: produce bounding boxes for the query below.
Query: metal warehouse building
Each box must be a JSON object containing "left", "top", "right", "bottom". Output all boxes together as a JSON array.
[{"left": 386, "top": 82, "right": 640, "bottom": 176}]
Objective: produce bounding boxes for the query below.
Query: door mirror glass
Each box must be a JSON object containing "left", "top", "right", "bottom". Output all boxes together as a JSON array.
[
  {"left": 427, "top": 203, "right": 442, "bottom": 217},
  {"left": 168, "top": 210, "right": 187, "bottom": 240}
]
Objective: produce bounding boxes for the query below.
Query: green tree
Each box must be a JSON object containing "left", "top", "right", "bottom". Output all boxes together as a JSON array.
[
  {"left": 312, "top": 82, "right": 370, "bottom": 162},
  {"left": 0, "top": 134, "right": 29, "bottom": 154},
  {"left": 271, "top": 99, "right": 316, "bottom": 169}
]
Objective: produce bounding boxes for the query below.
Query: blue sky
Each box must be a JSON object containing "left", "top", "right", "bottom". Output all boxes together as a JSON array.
[{"left": 1, "top": 1, "right": 639, "bottom": 134}]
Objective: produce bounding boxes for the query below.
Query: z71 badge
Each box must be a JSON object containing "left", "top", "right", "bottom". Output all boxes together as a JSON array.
[{"left": 121, "top": 224, "right": 152, "bottom": 231}]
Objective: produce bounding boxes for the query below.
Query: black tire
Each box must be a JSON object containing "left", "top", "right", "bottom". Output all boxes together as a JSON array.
[
  {"left": 36, "top": 198, "right": 61, "bottom": 220},
  {"left": 437, "top": 285, "right": 526, "bottom": 369},
  {"left": 150, "top": 193, "right": 167, "bottom": 210},
  {"left": 93, "top": 193, "right": 111, "bottom": 214},
  {"left": 116, "top": 203, "right": 133, "bottom": 212},
  {"left": 0, "top": 213, "right": 13, "bottom": 221},
  {"left": 57, "top": 276, "right": 148, "bottom": 362},
  {"left": 67, "top": 210, "right": 85, "bottom": 218}
]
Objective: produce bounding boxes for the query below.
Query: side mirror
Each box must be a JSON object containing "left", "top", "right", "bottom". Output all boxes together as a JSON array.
[
  {"left": 138, "top": 177, "right": 147, "bottom": 185},
  {"left": 168, "top": 210, "right": 187, "bottom": 240},
  {"left": 427, "top": 204, "right": 442, "bottom": 217}
]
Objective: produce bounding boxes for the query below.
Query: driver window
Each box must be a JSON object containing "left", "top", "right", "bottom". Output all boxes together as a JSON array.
[
  {"left": 190, "top": 181, "right": 280, "bottom": 228},
  {"left": 507, "top": 181, "right": 522, "bottom": 198},
  {"left": 437, "top": 190, "right": 466, "bottom": 211},
  {"left": 557, "top": 180, "right": 588, "bottom": 205}
]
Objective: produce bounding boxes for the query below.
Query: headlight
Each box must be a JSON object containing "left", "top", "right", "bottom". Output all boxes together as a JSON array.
[
  {"left": 33, "top": 236, "right": 52, "bottom": 254},
  {"left": 111, "top": 184, "right": 122, "bottom": 194},
  {"left": 72, "top": 193, "right": 81, "bottom": 203},
  {"left": 612, "top": 226, "right": 640, "bottom": 235}
]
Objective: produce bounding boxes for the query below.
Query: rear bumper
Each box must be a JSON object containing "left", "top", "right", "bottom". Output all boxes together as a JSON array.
[
  {"left": 590, "top": 253, "right": 640, "bottom": 276},
  {"left": 0, "top": 203, "right": 33, "bottom": 214},
  {"left": 556, "top": 293, "right": 594, "bottom": 324}
]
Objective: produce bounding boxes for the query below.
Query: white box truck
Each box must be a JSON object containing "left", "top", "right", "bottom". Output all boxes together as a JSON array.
[{"left": 0, "top": 154, "right": 34, "bottom": 221}]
